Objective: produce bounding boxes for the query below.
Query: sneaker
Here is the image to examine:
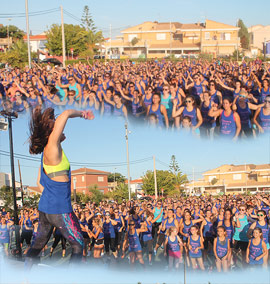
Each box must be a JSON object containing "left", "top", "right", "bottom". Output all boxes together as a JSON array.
[
  {"left": 87, "top": 251, "right": 91, "bottom": 257},
  {"left": 154, "top": 249, "right": 157, "bottom": 256},
  {"left": 149, "top": 261, "right": 152, "bottom": 266},
  {"left": 41, "top": 251, "right": 45, "bottom": 257}
]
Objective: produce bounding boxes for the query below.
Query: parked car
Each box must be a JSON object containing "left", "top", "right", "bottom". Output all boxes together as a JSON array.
[
  {"left": 41, "top": 58, "right": 63, "bottom": 66},
  {"left": 93, "top": 55, "right": 105, "bottom": 59}
]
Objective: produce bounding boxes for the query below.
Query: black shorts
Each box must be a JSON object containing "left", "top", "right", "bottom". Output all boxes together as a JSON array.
[
  {"left": 114, "top": 231, "right": 122, "bottom": 247},
  {"left": 203, "top": 236, "right": 214, "bottom": 250},
  {"left": 20, "top": 231, "right": 32, "bottom": 245},
  {"left": 234, "top": 240, "right": 248, "bottom": 251},
  {"left": 142, "top": 239, "right": 153, "bottom": 254},
  {"left": 104, "top": 237, "right": 116, "bottom": 252},
  {"left": 157, "top": 233, "right": 165, "bottom": 246},
  {"left": 95, "top": 239, "right": 104, "bottom": 246}
]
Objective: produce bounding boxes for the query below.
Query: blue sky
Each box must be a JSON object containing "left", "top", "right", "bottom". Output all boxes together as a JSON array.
[
  {"left": 1, "top": 0, "right": 270, "bottom": 38},
  {"left": 0, "top": 112, "right": 269, "bottom": 187}
]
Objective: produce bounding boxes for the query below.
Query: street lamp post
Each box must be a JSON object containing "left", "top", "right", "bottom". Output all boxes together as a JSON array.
[
  {"left": 0, "top": 110, "right": 22, "bottom": 258},
  {"left": 125, "top": 122, "right": 131, "bottom": 201},
  {"left": 7, "top": 18, "right": 11, "bottom": 50},
  {"left": 73, "top": 177, "right": 77, "bottom": 203}
]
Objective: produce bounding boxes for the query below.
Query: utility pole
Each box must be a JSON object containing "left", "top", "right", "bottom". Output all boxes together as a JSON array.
[
  {"left": 192, "top": 167, "right": 195, "bottom": 196},
  {"left": 0, "top": 110, "right": 21, "bottom": 258},
  {"left": 73, "top": 177, "right": 77, "bottom": 203},
  {"left": 109, "top": 24, "right": 112, "bottom": 59},
  {"left": 153, "top": 156, "right": 158, "bottom": 199},
  {"left": 18, "top": 160, "right": 24, "bottom": 206},
  {"left": 7, "top": 18, "right": 11, "bottom": 49},
  {"left": 264, "top": 38, "right": 266, "bottom": 62},
  {"left": 125, "top": 123, "right": 131, "bottom": 200},
  {"left": 61, "top": 6, "right": 66, "bottom": 68},
  {"left": 236, "top": 19, "right": 239, "bottom": 62},
  {"left": 25, "top": 0, "right": 31, "bottom": 68}
]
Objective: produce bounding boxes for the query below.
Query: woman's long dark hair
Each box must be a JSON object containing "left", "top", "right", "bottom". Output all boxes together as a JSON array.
[{"left": 29, "top": 106, "right": 55, "bottom": 154}]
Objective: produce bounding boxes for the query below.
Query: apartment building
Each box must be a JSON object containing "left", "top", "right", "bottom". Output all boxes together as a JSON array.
[
  {"left": 187, "top": 164, "right": 270, "bottom": 195},
  {"left": 105, "top": 19, "right": 239, "bottom": 58},
  {"left": 71, "top": 167, "right": 110, "bottom": 195}
]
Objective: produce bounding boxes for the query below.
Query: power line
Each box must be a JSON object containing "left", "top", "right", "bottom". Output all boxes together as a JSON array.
[
  {"left": 0, "top": 150, "right": 152, "bottom": 168},
  {"left": 0, "top": 8, "right": 60, "bottom": 19}
]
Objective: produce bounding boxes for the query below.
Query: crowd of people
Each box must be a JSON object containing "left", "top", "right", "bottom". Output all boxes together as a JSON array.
[
  {"left": 0, "top": 58, "right": 270, "bottom": 139},
  {"left": 1, "top": 194, "right": 269, "bottom": 272}
]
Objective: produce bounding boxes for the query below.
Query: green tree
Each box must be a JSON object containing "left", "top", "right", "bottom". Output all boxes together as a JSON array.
[
  {"left": 0, "top": 186, "right": 13, "bottom": 208},
  {"left": 46, "top": 24, "right": 87, "bottom": 56},
  {"left": 88, "top": 185, "right": 104, "bottom": 204},
  {"left": 107, "top": 182, "right": 129, "bottom": 203},
  {"left": 131, "top": 37, "right": 139, "bottom": 47},
  {"left": 169, "top": 155, "right": 180, "bottom": 175},
  {"left": 81, "top": 5, "right": 96, "bottom": 32},
  {"left": 81, "top": 29, "right": 104, "bottom": 56},
  {"left": 142, "top": 170, "right": 176, "bottom": 196},
  {"left": 108, "top": 172, "right": 126, "bottom": 183},
  {"left": 2, "top": 40, "right": 31, "bottom": 68},
  {"left": 0, "top": 25, "right": 24, "bottom": 39},
  {"left": 237, "top": 19, "right": 249, "bottom": 49},
  {"left": 211, "top": 178, "right": 218, "bottom": 185}
]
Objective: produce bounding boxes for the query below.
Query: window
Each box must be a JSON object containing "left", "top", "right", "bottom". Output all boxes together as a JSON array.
[
  {"left": 98, "top": 176, "right": 104, "bottom": 182},
  {"left": 148, "top": 50, "right": 165, "bottom": 54},
  {"left": 205, "top": 32, "right": 210, "bottom": 40},
  {"left": 208, "top": 176, "right": 216, "bottom": 182},
  {"left": 128, "top": 34, "right": 137, "bottom": 42},
  {"left": 248, "top": 174, "right": 257, "bottom": 181},
  {"left": 225, "top": 33, "right": 231, "bottom": 40},
  {"left": 220, "top": 33, "right": 225, "bottom": 40},
  {"left": 156, "top": 33, "right": 166, "bottom": 40},
  {"left": 83, "top": 190, "right": 85, "bottom": 195},
  {"left": 233, "top": 174, "right": 242, "bottom": 180},
  {"left": 82, "top": 176, "right": 85, "bottom": 182}
]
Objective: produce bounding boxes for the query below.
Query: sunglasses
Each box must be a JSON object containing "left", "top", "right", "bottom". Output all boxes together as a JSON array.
[
  {"left": 257, "top": 214, "right": 264, "bottom": 217},
  {"left": 105, "top": 214, "right": 110, "bottom": 216},
  {"left": 129, "top": 223, "right": 135, "bottom": 226},
  {"left": 265, "top": 100, "right": 270, "bottom": 103},
  {"left": 239, "top": 209, "right": 245, "bottom": 211},
  {"left": 186, "top": 100, "right": 192, "bottom": 103}
]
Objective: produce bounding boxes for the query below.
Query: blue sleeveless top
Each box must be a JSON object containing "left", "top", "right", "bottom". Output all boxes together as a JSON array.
[
  {"left": 149, "top": 105, "right": 164, "bottom": 127},
  {"left": 260, "top": 87, "right": 270, "bottom": 103},
  {"left": 128, "top": 229, "right": 142, "bottom": 252},
  {"left": 223, "top": 221, "right": 234, "bottom": 242},
  {"left": 236, "top": 101, "right": 251, "bottom": 129},
  {"left": 144, "top": 95, "right": 152, "bottom": 108},
  {"left": 113, "top": 104, "right": 124, "bottom": 117},
  {"left": 249, "top": 239, "right": 263, "bottom": 265},
  {"left": 182, "top": 220, "right": 193, "bottom": 241},
  {"left": 0, "top": 224, "right": 10, "bottom": 243},
  {"left": 167, "top": 236, "right": 180, "bottom": 252},
  {"left": 256, "top": 221, "right": 269, "bottom": 247},
  {"left": 203, "top": 220, "right": 214, "bottom": 237},
  {"left": 142, "top": 221, "right": 152, "bottom": 242},
  {"left": 39, "top": 153, "right": 72, "bottom": 214},
  {"left": 103, "top": 221, "right": 115, "bottom": 238},
  {"left": 182, "top": 107, "right": 197, "bottom": 126},
  {"left": 220, "top": 110, "right": 236, "bottom": 138},
  {"left": 216, "top": 237, "right": 228, "bottom": 258},
  {"left": 201, "top": 101, "right": 215, "bottom": 128},
  {"left": 192, "top": 83, "right": 203, "bottom": 97},
  {"left": 259, "top": 108, "right": 270, "bottom": 132},
  {"left": 189, "top": 235, "right": 202, "bottom": 258}
]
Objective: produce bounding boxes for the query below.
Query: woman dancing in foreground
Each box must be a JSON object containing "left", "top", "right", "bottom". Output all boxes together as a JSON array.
[{"left": 25, "top": 107, "right": 94, "bottom": 267}]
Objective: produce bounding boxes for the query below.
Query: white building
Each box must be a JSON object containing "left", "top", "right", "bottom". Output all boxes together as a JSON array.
[
  {"left": 23, "top": 33, "right": 47, "bottom": 59},
  {"left": 125, "top": 178, "right": 144, "bottom": 196}
]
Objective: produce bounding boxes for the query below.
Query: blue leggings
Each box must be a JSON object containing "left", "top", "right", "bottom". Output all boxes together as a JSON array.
[{"left": 26, "top": 211, "right": 83, "bottom": 266}]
